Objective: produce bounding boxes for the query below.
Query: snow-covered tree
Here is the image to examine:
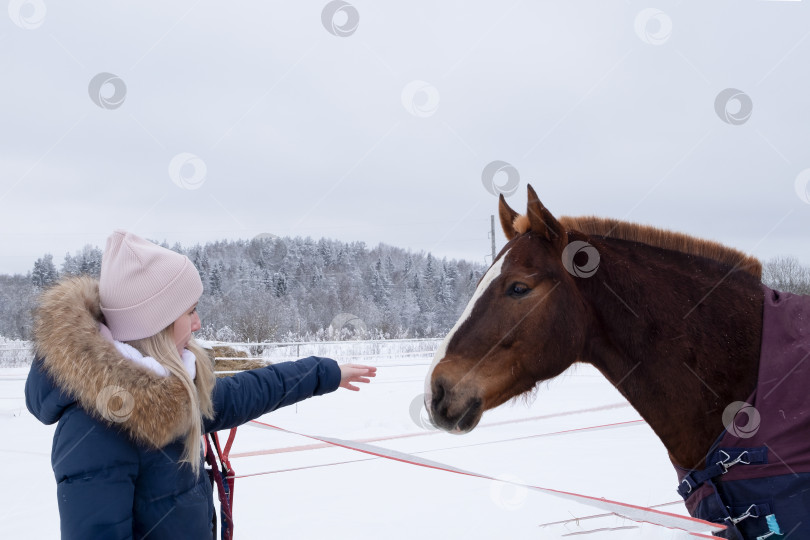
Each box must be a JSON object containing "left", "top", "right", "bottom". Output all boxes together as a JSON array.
[
  {"left": 13, "top": 234, "right": 486, "bottom": 342},
  {"left": 32, "top": 254, "right": 58, "bottom": 288}
]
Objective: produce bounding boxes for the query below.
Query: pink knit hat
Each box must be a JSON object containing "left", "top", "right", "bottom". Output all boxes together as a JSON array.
[{"left": 99, "top": 230, "right": 203, "bottom": 341}]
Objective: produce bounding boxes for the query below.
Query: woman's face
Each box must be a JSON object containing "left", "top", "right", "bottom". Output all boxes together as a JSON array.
[{"left": 173, "top": 303, "right": 201, "bottom": 353}]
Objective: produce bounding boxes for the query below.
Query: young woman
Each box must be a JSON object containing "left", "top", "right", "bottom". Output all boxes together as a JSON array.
[{"left": 25, "top": 230, "right": 376, "bottom": 539}]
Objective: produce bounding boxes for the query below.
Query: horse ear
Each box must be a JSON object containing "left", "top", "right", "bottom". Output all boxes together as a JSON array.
[
  {"left": 526, "top": 184, "right": 566, "bottom": 248},
  {"left": 498, "top": 194, "right": 520, "bottom": 240}
]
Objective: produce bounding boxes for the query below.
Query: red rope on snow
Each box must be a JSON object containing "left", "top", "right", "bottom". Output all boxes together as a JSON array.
[{"left": 244, "top": 419, "right": 724, "bottom": 536}]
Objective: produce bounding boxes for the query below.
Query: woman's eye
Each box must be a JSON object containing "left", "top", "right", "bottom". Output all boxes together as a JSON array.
[{"left": 509, "top": 283, "right": 530, "bottom": 297}]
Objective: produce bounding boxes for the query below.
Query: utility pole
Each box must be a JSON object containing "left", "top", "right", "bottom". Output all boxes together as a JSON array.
[{"left": 490, "top": 215, "right": 496, "bottom": 263}]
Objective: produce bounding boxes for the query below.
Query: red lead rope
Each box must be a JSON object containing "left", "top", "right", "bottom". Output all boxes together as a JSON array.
[{"left": 205, "top": 428, "right": 238, "bottom": 540}]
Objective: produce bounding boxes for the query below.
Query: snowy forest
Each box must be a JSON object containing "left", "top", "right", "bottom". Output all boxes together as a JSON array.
[
  {"left": 2, "top": 236, "right": 810, "bottom": 344},
  {"left": 0, "top": 236, "right": 487, "bottom": 342}
]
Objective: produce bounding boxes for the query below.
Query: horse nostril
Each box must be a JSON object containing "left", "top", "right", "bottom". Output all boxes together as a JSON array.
[
  {"left": 432, "top": 378, "right": 446, "bottom": 409},
  {"left": 457, "top": 397, "right": 483, "bottom": 432}
]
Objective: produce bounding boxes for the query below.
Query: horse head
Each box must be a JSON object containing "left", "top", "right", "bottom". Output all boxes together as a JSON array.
[{"left": 425, "top": 185, "right": 591, "bottom": 433}]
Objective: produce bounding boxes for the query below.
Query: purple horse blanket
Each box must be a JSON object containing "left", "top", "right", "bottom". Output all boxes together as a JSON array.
[{"left": 673, "top": 285, "right": 810, "bottom": 539}]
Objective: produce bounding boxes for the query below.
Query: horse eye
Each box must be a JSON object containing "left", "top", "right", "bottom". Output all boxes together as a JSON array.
[{"left": 509, "top": 282, "right": 530, "bottom": 297}]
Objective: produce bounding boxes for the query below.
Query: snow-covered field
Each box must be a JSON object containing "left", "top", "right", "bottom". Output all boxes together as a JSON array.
[{"left": 1, "top": 345, "right": 712, "bottom": 539}]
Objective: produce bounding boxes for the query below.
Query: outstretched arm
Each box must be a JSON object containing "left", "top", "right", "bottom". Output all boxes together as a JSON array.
[{"left": 205, "top": 356, "right": 340, "bottom": 433}]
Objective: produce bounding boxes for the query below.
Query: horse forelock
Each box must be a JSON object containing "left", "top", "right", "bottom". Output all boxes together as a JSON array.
[{"left": 513, "top": 214, "right": 530, "bottom": 235}]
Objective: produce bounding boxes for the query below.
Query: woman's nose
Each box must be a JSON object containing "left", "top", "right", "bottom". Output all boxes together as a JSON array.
[{"left": 192, "top": 313, "right": 201, "bottom": 332}]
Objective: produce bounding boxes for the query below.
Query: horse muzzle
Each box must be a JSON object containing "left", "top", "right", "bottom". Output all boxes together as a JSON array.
[{"left": 426, "top": 375, "right": 484, "bottom": 433}]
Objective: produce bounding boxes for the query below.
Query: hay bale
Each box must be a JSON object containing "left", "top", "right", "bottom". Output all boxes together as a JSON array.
[
  {"left": 211, "top": 345, "right": 248, "bottom": 359},
  {"left": 214, "top": 358, "right": 268, "bottom": 376},
  {"left": 209, "top": 344, "right": 268, "bottom": 377}
]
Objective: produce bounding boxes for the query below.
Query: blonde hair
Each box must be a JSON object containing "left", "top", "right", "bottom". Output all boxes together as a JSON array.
[{"left": 127, "top": 326, "right": 216, "bottom": 476}]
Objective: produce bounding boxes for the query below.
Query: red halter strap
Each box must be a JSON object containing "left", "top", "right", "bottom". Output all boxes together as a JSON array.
[{"left": 205, "top": 428, "right": 237, "bottom": 540}]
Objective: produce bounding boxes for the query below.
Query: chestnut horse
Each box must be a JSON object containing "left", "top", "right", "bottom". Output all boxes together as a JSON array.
[{"left": 425, "top": 185, "right": 774, "bottom": 533}]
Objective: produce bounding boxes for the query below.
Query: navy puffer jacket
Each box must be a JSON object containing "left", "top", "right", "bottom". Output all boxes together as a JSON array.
[{"left": 24, "top": 277, "right": 341, "bottom": 539}]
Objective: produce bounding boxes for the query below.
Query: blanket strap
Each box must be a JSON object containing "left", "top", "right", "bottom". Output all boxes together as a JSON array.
[
  {"left": 676, "top": 447, "right": 772, "bottom": 540},
  {"left": 677, "top": 447, "right": 768, "bottom": 499}
]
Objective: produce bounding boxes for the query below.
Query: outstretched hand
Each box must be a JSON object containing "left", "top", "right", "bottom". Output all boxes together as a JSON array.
[{"left": 339, "top": 364, "right": 377, "bottom": 391}]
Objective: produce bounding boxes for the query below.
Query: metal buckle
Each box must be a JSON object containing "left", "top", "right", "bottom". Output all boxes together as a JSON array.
[
  {"left": 680, "top": 478, "right": 692, "bottom": 494},
  {"left": 727, "top": 503, "right": 759, "bottom": 525},
  {"left": 717, "top": 450, "right": 750, "bottom": 474}
]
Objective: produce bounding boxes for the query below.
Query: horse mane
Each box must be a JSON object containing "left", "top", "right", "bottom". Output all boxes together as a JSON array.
[
  {"left": 559, "top": 216, "right": 762, "bottom": 279},
  {"left": 511, "top": 214, "right": 762, "bottom": 279}
]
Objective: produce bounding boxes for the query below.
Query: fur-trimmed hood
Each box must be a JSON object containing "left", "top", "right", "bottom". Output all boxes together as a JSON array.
[{"left": 28, "top": 276, "right": 193, "bottom": 449}]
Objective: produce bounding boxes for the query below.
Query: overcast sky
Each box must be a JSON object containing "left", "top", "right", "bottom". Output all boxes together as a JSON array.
[{"left": 1, "top": 0, "right": 809, "bottom": 276}]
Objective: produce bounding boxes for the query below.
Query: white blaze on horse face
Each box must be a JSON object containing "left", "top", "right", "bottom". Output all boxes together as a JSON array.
[{"left": 424, "top": 250, "right": 509, "bottom": 404}]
